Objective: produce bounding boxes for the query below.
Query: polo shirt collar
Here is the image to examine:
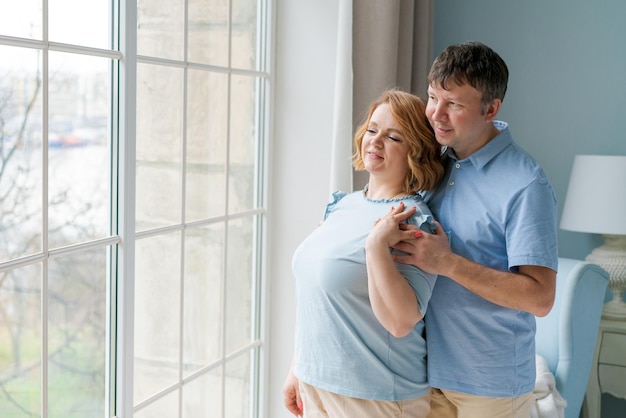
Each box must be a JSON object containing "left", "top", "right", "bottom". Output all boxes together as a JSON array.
[{"left": 444, "top": 120, "right": 512, "bottom": 170}]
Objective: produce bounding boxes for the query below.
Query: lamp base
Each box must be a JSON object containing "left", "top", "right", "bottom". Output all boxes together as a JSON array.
[{"left": 585, "top": 235, "right": 626, "bottom": 320}]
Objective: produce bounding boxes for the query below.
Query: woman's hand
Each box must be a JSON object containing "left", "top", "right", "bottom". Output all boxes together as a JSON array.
[
  {"left": 392, "top": 219, "right": 451, "bottom": 275},
  {"left": 367, "top": 202, "right": 421, "bottom": 248},
  {"left": 282, "top": 365, "right": 303, "bottom": 416}
]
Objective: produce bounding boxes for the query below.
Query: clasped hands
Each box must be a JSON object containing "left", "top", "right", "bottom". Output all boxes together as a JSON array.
[{"left": 369, "top": 202, "right": 450, "bottom": 275}]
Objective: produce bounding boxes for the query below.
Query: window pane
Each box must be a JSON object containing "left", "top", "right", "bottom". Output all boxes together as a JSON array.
[
  {"left": 49, "top": 0, "right": 111, "bottom": 49},
  {"left": 134, "top": 233, "right": 182, "bottom": 404},
  {"left": 0, "top": 0, "right": 42, "bottom": 40},
  {"left": 228, "top": 75, "right": 258, "bottom": 214},
  {"left": 0, "top": 264, "right": 41, "bottom": 416},
  {"left": 188, "top": 0, "right": 228, "bottom": 67},
  {"left": 48, "top": 52, "right": 111, "bottom": 248},
  {"left": 0, "top": 46, "right": 43, "bottom": 263},
  {"left": 48, "top": 248, "right": 108, "bottom": 417},
  {"left": 224, "top": 353, "right": 251, "bottom": 418},
  {"left": 183, "top": 367, "right": 222, "bottom": 418},
  {"left": 186, "top": 70, "right": 228, "bottom": 221},
  {"left": 131, "top": 1, "right": 268, "bottom": 416},
  {"left": 183, "top": 223, "right": 224, "bottom": 375},
  {"left": 137, "top": 0, "right": 184, "bottom": 61},
  {"left": 231, "top": 0, "right": 258, "bottom": 70},
  {"left": 225, "top": 217, "right": 253, "bottom": 353},
  {"left": 136, "top": 64, "right": 183, "bottom": 231},
  {"left": 134, "top": 390, "right": 178, "bottom": 418}
]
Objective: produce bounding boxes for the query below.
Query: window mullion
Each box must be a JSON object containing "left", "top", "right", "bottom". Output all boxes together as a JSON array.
[{"left": 115, "top": 0, "right": 138, "bottom": 417}]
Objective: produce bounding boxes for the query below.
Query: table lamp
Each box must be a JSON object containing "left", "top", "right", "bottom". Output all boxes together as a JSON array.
[{"left": 560, "top": 155, "right": 626, "bottom": 319}]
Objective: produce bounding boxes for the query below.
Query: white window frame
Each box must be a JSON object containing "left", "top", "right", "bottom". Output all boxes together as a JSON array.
[
  {"left": 118, "top": 0, "right": 272, "bottom": 416},
  {"left": 0, "top": 0, "right": 272, "bottom": 416}
]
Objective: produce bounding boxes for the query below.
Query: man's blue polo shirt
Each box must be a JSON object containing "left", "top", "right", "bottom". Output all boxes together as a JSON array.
[{"left": 422, "top": 120, "right": 558, "bottom": 397}]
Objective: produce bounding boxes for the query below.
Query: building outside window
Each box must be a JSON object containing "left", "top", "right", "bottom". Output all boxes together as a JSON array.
[{"left": 0, "top": 0, "right": 270, "bottom": 417}]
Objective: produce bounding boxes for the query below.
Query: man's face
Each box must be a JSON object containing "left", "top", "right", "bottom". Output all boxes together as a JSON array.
[{"left": 426, "top": 82, "right": 498, "bottom": 160}]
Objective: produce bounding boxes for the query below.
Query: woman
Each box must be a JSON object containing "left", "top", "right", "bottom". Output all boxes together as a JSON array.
[{"left": 283, "top": 89, "right": 445, "bottom": 417}]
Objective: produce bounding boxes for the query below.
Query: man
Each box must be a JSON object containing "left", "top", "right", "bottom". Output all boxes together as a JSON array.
[{"left": 393, "top": 41, "right": 558, "bottom": 418}]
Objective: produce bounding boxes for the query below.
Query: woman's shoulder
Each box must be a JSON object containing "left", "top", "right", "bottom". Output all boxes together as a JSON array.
[
  {"left": 402, "top": 194, "right": 436, "bottom": 233},
  {"left": 329, "top": 190, "right": 350, "bottom": 204},
  {"left": 323, "top": 190, "right": 355, "bottom": 220}
]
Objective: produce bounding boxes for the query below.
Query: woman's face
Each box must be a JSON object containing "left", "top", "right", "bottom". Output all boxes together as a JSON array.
[{"left": 361, "top": 103, "right": 410, "bottom": 182}]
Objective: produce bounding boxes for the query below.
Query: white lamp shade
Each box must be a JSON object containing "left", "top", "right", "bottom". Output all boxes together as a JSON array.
[{"left": 560, "top": 155, "right": 626, "bottom": 235}]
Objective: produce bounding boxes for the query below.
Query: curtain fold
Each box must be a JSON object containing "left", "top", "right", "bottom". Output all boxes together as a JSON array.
[
  {"left": 329, "top": 0, "right": 434, "bottom": 193},
  {"left": 329, "top": 0, "right": 354, "bottom": 194}
]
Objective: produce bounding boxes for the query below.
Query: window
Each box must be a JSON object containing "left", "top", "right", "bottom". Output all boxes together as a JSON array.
[{"left": 0, "top": 0, "right": 270, "bottom": 416}]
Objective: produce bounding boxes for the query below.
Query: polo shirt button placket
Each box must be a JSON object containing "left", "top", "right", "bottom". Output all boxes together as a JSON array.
[{"left": 449, "top": 162, "right": 461, "bottom": 187}]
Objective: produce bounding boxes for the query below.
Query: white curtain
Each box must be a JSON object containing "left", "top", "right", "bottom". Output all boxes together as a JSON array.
[
  {"left": 329, "top": 0, "right": 354, "bottom": 194},
  {"left": 328, "top": 0, "right": 435, "bottom": 193}
]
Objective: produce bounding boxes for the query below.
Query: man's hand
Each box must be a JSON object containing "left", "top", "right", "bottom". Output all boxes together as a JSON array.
[
  {"left": 282, "top": 366, "right": 303, "bottom": 417},
  {"left": 367, "top": 202, "right": 420, "bottom": 248},
  {"left": 392, "top": 220, "right": 453, "bottom": 276}
]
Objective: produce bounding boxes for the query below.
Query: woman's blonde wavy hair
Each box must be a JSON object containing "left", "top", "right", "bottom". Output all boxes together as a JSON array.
[{"left": 352, "top": 89, "right": 445, "bottom": 193}]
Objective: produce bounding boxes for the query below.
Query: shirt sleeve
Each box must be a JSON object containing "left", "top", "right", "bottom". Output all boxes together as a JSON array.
[
  {"left": 323, "top": 190, "right": 348, "bottom": 221},
  {"left": 506, "top": 176, "right": 559, "bottom": 272},
  {"left": 409, "top": 197, "right": 436, "bottom": 234},
  {"left": 395, "top": 263, "right": 437, "bottom": 315}
]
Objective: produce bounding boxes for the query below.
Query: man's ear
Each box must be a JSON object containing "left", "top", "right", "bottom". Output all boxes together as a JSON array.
[{"left": 484, "top": 99, "right": 501, "bottom": 122}]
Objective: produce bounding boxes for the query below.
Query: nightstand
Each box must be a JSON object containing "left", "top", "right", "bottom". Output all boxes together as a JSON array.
[{"left": 584, "top": 318, "right": 626, "bottom": 418}]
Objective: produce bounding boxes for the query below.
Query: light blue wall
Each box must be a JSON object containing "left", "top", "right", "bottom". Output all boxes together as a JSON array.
[
  {"left": 433, "top": 0, "right": 626, "bottom": 261},
  {"left": 433, "top": 1, "right": 626, "bottom": 416}
]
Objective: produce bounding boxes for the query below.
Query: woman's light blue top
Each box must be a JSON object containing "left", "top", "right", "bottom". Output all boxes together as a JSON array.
[{"left": 292, "top": 189, "right": 436, "bottom": 401}]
